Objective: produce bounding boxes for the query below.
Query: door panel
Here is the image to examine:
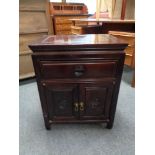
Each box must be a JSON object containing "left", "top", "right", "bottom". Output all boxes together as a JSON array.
[
  {"left": 44, "top": 82, "right": 79, "bottom": 121},
  {"left": 79, "top": 82, "right": 114, "bottom": 120}
]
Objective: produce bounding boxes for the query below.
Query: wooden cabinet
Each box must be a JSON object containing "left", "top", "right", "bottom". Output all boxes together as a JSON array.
[
  {"left": 19, "top": 0, "right": 53, "bottom": 80},
  {"left": 29, "top": 34, "right": 128, "bottom": 130},
  {"left": 108, "top": 31, "right": 135, "bottom": 68},
  {"left": 50, "top": 2, "right": 89, "bottom": 35},
  {"left": 108, "top": 31, "right": 135, "bottom": 87},
  {"left": 53, "top": 15, "right": 88, "bottom": 35}
]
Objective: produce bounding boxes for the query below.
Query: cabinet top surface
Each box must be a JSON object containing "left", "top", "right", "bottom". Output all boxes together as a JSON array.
[{"left": 29, "top": 34, "right": 128, "bottom": 52}]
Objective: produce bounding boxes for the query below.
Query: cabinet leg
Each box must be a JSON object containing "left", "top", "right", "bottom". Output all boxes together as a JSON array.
[
  {"left": 45, "top": 122, "right": 51, "bottom": 130},
  {"left": 106, "top": 122, "right": 113, "bottom": 129},
  {"left": 43, "top": 115, "right": 51, "bottom": 130},
  {"left": 131, "top": 71, "right": 135, "bottom": 87}
]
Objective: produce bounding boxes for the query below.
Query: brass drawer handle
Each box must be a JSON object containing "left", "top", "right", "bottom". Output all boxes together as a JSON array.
[
  {"left": 79, "top": 102, "right": 84, "bottom": 111},
  {"left": 74, "top": 102, "right": 79, "bottom": 112}
]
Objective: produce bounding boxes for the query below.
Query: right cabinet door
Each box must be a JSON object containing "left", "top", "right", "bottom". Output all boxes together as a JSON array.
[{"left": 79, "top": 81, "right": 115, "bottom": 120}]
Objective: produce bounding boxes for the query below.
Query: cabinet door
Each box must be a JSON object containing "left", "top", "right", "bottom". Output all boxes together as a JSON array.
[
  {"left": 43, "top": 82, "right": 79, "bottom": 121},
  {"left": 79, "top": 81, "right": 115, "bottom": 120}
]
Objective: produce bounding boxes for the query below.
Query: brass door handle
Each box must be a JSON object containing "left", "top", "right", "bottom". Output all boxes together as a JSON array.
[
  {"left": 79, "top": 102, "right": 84, "bottom": 111},
  {"left": 74, "top": 102, "right": 79, "bottom": 112}
]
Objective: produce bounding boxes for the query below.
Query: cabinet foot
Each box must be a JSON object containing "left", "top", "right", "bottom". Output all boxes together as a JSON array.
[
  {"left": 45, "top": 124, "right": 51, "bottom": 130},
  {"left": 106, "top": 122, "right": 113, "bottom": 129}
]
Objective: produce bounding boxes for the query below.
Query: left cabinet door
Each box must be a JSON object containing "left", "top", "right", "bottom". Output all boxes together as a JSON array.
[{"left": 43, "top": 82, "right": 79, "bottom": 122}]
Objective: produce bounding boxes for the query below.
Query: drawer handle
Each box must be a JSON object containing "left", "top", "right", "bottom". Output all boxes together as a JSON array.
[
  {"left": 79, "top": 102, "right": 84, "bottom": 111},
  {"left": 74, "top": 102, "right": 79, "bottom": 112},
  {"left": 74, "top": 65, "right": 85, "bottom": 77}
]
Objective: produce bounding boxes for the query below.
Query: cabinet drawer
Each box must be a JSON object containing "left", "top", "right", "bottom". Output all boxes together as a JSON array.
[
  {"left": 39, "top": 61, "right": 118, "bottom": 79},
  {"left": 55, "top": 16, "right": 88, "bottom": 24},
  {"left": 55, "top": 17, "right": 72, "bottom": 24},
  {"left": 56, "top": 24, "right": 72, "bottom": 31},
  {"left": 71, "top": 26, "right": 83, "bottom": 34},
  {"left": 75, "top": 21, "right": 88, "bottom": 26}
]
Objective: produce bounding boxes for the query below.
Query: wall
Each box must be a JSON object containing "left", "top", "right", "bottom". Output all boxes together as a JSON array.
[
  {"left": 113, "top": 0, "right": 135, "bottom": 19},
  {"left": 125, "top": 0, "right": 135, "bottom": 19},
  {"left": 50, "top": 0, "right": 135, "bottom": 19}
]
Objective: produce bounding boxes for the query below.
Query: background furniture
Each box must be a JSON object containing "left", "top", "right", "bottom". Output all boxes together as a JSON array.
[
  {"left": 71, "top": 19, "right": 135, "bottom": 34},
  {"left": 19, "top": 0, "right": 53, "bottom": 80},
  {"left": 50, "top": 2, "right": 89, "bottom": 35},
  {"left": 29, "top": 34, "right": 128, "bottom": 130},
  {"left": 108, "top": 31, "right": 135, "bottom": 87},
  {"left": 95, "top": 0, "right": 135, "bottom": 20},
  {"left": 70, "top": 19, "right": 135, "bottom": 87},
  {"left": 71, "top": 25, "right": 103, "bottom": 35}
]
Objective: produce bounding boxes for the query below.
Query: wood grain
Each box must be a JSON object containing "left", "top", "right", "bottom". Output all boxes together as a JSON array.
[
  {"left": 19, "top": 33, "right": 47, "bottom": 52},
  {"left": 19, "top": 0, "right": 53, "bottom": 80},
  {"left": 20, "top": 12, "right": 48, "bottom": 33}
]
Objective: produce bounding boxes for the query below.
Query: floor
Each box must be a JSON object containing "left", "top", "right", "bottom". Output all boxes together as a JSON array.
[{"left": 19, "top": 66, "right": 135, "bottom": 155}]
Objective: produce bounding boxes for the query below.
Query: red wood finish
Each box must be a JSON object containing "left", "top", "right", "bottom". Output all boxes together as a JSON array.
[
  {"left": 29, "top": 34, "right": 127, "bottom": 130},
  {"left": 39, "top": 61, "right": 118, "bottom": 79}
]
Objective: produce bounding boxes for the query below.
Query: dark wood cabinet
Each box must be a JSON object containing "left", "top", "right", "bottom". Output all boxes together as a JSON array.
[{"left": 29, "top": 34, "right": 128, "bottom": 130}]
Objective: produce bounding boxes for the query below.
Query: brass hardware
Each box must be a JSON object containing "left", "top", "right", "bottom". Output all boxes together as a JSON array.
[
  {"left": 49, "top": 120, "right": 52, "bottom": 123},
  {"left": 42, "top": 83, "right": 46, "bottom": 86},
  {"left": 79, "top": 102, "right": 84, "bottom": 111},
  {"left": 74, "top": 102, "right": 79, "bottom": 111}
]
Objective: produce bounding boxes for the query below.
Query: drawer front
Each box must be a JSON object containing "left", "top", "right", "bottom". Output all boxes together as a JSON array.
[
  {"left": 39, "top": 61, "right": 118, "bottom": 79},
  {"left": 55, "top": 16, "right": 88, "bottom": 24},
  {"left": 56, "top": 24, "right": 72, "bottom": 31},
  {"left": 75, "top": 21, "right": 88, "bottom": 26},
  {"left": 55, "top": 17, "right": 72, "bottom": 24},
  {"left": 71, "top": 26, "right": 83, "bottom": 34}
]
